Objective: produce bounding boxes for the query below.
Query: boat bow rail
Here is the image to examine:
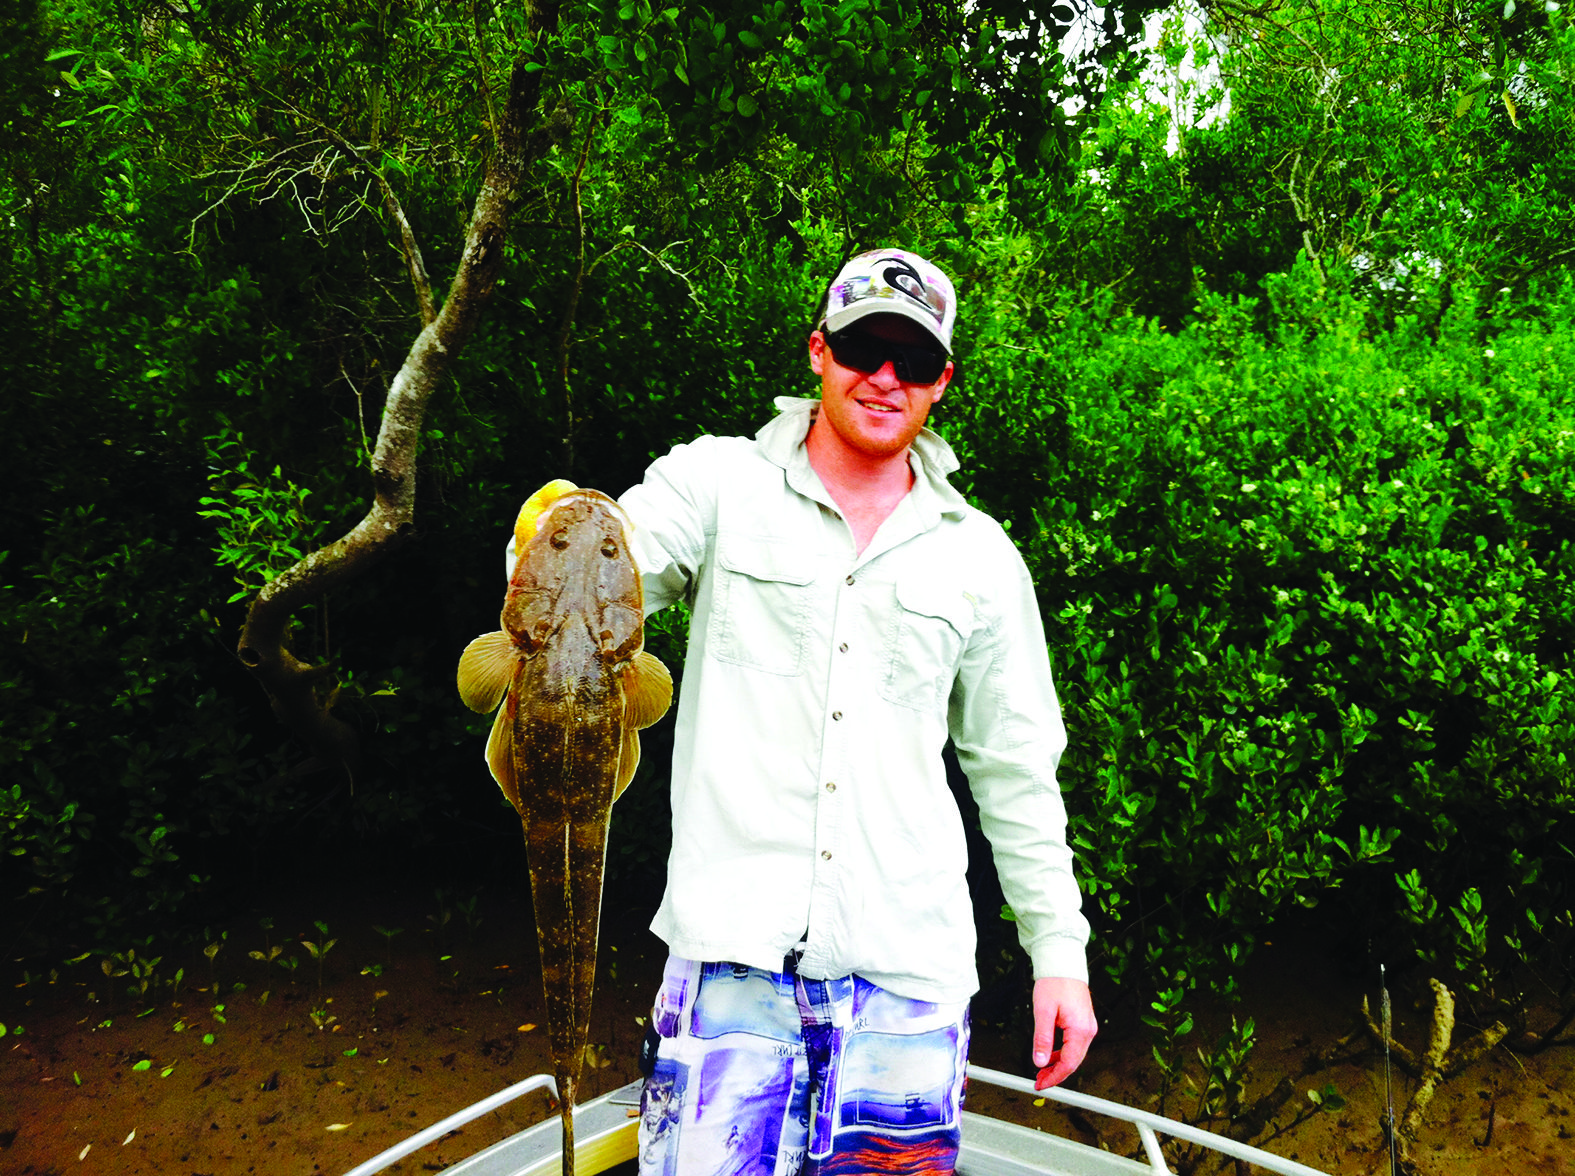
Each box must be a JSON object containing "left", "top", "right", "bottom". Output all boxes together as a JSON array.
[
  {"left": 339, "top": 1073, "right": 560, "bottom": 1176},
  {"left": 968, "top": 1065, "right": 1331, "bottom": 1176},
  {"left": 341, "top": 1065, "right": 1333, "bottom": 1176}
]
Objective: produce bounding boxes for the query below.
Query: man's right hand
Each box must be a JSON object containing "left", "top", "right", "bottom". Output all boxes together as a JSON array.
[{"left": 1030, "top": 976, "right": 1098, "bottom": 1089}]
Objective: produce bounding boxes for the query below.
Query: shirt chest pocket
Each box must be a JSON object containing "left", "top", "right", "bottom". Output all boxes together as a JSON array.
[
  {"left": 881, "top": 579, "right": 975, "bottom": 711},
  {"left": 708, "top": 535, "right": 817, "bottom": 676}
]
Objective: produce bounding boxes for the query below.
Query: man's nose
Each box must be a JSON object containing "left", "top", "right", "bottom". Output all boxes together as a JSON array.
[{"left": 868, "top": 361, "right": 903, "bottom": 389}]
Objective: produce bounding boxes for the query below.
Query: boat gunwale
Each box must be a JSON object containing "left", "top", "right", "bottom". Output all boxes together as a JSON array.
[{"left": 341, "top": 1066, "right": 1333, "bottom": 1176}]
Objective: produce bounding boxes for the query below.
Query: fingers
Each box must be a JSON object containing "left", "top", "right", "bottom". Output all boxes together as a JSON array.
[
  {"left": 1030, "top": 977, "right": 1098, "bottom": 1090},
  {"left": 1034, "top": 1019, "right": 1094, "bottom": 1089}
]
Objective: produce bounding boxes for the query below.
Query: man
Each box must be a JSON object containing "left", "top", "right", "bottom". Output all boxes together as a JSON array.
[{"left": 618, "top": 249, "right": 1094, "bottom": 1176}]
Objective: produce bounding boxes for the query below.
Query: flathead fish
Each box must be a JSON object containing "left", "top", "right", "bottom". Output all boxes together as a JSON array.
[{"left": 457, "top": 479, "right": 672, "bottom": 1176}]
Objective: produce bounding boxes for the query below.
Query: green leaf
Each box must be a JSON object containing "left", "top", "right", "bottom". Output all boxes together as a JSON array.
[{"left": 133, "top": 1059, "right": 152, "bottom": 1071}]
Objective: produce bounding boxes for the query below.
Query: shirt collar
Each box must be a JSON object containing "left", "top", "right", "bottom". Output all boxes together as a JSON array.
[{"left": 759, "top": 396, "right": 970, "bottom": 520}]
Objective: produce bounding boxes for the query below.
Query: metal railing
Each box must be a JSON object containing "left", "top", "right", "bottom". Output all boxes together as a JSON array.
[
  {"left": 342, "top": 1066, "right": 1331, "bottom": 1176},
  {"left": 967, "top": 1065, "right": 1331, "bottom": 1176},
  {"left": 340, "top": 1072, "right": 560, "bottom": 1176}
]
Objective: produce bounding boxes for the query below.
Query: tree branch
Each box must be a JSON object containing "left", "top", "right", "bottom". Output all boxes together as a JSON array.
[
  {"left": 237, "top": 8, "right": 564, "bottom": 776},
  {"left": 552, "top": 104, "right": 601, "bottom": 476},
  {"left": 1397, "top": 978, "right": 1453, "bottom": 1143},
  {"left": 1511, "top": 1002, "right": 1575, "bottom": 1054},
  {"left": 260, "top": 99, "right": 438, "bottom": 327},
  {"left": 1359, "top": 979, "right": 1513, "bottom": 1172}
]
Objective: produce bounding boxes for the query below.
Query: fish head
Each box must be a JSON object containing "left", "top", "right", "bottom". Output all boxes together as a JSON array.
[
  {"left": 503, "top": 487, "right": 643, "bottom": 661},
  {"left": 513, "top": 478, "right": 581, "bottom": 556}
]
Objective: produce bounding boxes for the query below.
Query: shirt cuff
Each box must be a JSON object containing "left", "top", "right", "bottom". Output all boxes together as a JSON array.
[{"left": 1030, "top": 937, "right": 1090, "bottom": 985}]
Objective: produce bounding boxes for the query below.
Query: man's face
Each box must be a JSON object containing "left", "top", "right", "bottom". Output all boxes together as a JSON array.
[{"left": 808, "top": 315, "right": 953, "bottom": 463}]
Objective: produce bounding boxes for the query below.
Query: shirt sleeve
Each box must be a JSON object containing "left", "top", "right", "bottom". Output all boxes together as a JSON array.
[
  {"left": 948, "top": 535, "right": 1091, "bottom": 984},
  {"left": 617, "top": 436, "right": 722, "bottom": 617}
]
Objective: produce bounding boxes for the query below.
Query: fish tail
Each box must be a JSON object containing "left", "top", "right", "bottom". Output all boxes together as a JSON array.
[{"left": 560, "top": 1090, "right": 576, "bottom": 1176}]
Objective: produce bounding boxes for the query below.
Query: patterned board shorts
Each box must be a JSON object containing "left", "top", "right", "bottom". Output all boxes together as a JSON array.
[{"left": 637, "top": 954, "right": 971, "bottom": 1176}]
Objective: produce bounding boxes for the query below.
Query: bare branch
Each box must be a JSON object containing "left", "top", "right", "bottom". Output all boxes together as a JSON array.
[
  {"left": 337, "top": 356, "right": 376, "bottom": 466},
  {"left": 588, "top": 238, "right": 704, "bottom": 308},
  {"left": 552, "top": 103, "right": 600, "bottom": 475},
  {"left": 1361, "top": 992, "right": 1422, "bottom": 1075},
  {"left": 1511, "top": 1002, "right": 1575, "bottom": 1053},
  {"left": 237, "top": 7, "right": 565, "bottom": 775},
  {"left": 263, "top": 100, "right": 439, "bottom": 326},
  {"left": 375, "top": 172, "right": 438, "bottom": 326}
]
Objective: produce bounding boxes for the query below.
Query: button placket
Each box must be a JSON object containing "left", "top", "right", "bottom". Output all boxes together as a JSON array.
[{"left": 809, "top": 562, "right": 859, "bottom": 935}]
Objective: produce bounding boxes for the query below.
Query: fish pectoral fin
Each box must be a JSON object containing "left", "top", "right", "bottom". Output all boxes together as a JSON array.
[
  {"left": 485, "top": 697, "right": 524, "bottom": 813},
  {"left": 613, "top": 728, "right": 641, "bottom": 801},
  {"left": 457, "top": 631, "right": 517, "bottom": 713},
  {"left": 622, "top": 650, "right": 673, "bottom": 731}
]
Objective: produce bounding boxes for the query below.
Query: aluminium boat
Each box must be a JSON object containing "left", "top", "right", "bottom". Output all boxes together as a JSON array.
[{"left": 341, "top": 1064, "right": 1332, "bottom": 1176}]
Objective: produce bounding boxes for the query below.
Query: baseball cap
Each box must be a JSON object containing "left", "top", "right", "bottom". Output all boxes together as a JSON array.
[{"left": 819, "top": 249, "right": 957, "bottom": 354}]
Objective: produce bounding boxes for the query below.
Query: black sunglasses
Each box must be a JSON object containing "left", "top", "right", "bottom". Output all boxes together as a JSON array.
[{"left": 824, "top": 328, "right": 949, "bottom": 385}]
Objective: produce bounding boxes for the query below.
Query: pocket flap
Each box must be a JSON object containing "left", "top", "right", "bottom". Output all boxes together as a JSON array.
[
  {"left": 894, "top": 579, "right": 974, "bottom": 636},
  {"left": 717, "top": 535, "right": 817, "bottom": 586}
]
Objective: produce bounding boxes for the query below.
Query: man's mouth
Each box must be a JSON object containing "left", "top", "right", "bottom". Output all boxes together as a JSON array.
[{"left": 857, "top": 398, "right": 900, "bottom": 413}]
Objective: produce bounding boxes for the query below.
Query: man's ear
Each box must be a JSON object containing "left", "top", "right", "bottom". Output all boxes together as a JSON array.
[
  {"left": 930, "top": 361, "right": 955, "bottom": 403},
  {"left": 808, "top": 330, "right": 828, "bottom": 376}
]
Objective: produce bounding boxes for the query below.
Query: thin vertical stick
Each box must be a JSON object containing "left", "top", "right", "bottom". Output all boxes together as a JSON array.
[{"left": 1380, "top": 965, "right": 1397, "bottom": 1176}]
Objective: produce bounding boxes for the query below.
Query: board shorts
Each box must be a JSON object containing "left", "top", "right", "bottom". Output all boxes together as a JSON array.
[{"left": 636, "top": 954, "right": 971, "bottom": 1176}]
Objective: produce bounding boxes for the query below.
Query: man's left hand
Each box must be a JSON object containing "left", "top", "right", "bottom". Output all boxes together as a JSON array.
[{"left": 1031, "top": 976, "right": 1097, "bottom": 1089}]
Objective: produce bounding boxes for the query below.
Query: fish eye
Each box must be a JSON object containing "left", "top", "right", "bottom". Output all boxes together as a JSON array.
[
  {"left": 601, "top": 540, "right": 618, "bottom": 558},
  {"left": 550, "top": 529, "right": 570, "bottom": 550}
]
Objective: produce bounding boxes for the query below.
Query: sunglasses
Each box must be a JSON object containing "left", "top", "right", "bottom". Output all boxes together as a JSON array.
[{"left": 824, "top": 328, "right": 949, "bottom": 385}]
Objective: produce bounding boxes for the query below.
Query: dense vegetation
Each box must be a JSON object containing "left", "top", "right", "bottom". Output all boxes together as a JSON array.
[{"left": 3, "top": 0, "right": 1572, "bottom": 1134}]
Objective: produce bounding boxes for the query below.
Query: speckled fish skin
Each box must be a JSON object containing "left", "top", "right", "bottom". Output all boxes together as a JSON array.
[{"left": 458, "top": 484, "right": 672, "bottom": 1176}]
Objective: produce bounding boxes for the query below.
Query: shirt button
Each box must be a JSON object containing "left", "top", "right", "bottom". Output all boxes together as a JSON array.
[
  {"left": 845, "top": 574, "right": 855, "bottom": 586},
  {"left": 825, "top": 781, "right": 837, "bottom": 792},
  {"left": 821, "top": 850, "right": 832, "bottom": 860},
  {"left": 838, "top": 642, "right": 849, "bottom": 653},
  {"left": 831, "top": 711, "right": 842, "bottom": 721}
]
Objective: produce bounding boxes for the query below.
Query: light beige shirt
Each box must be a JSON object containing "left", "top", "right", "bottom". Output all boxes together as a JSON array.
[{"left": 614, "top": 397, "right": 1088, "bottom": 1002}]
